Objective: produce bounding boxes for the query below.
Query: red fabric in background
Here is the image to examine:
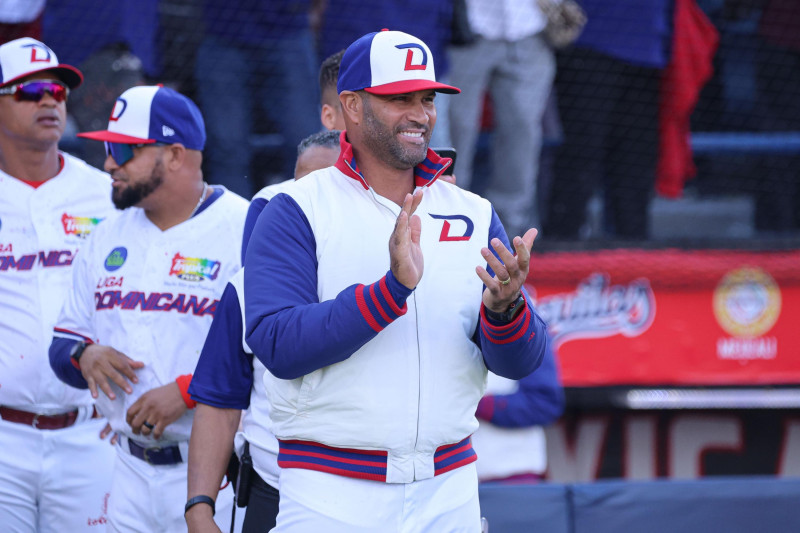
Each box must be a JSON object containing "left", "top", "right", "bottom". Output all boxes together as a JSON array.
[
  {"left": 655, "top": 0, "right": 719, "bottom": 198},
  {"left": 0, "top": 16, "right": 42, "bottom": 43}
]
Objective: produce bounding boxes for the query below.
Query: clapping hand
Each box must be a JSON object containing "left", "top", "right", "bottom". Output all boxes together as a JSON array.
[
  {"left": 389, "top": 190, "right": 424, "bottom": 290},
  {"left": 476, "top": 229, "right": 538, "bottom": 312}
]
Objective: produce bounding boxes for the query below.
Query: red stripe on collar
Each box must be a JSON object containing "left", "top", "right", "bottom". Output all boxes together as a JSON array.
[{"left": 333, "top": 130, "right": 452, "bottom": 189}]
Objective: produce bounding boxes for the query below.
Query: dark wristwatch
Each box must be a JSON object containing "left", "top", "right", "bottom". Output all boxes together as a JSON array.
[
  {"left": 485, "top": 293, "right": 526, "bottom": 323},
  {"left": 69, "top": 341, "right": 88, "bottom": 366},
  {"left": 185, "top": 495, "right": 216, "bottom": 516}
]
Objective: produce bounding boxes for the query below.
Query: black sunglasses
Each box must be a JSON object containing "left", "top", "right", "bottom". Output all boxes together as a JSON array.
[{"left": 104, "top": 141, "right": 168, "bottom": 166}]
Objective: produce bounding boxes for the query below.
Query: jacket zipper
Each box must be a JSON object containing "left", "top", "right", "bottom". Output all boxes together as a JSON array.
[{"left": 412, "top": 292, "right": 422, "bottom": 463}]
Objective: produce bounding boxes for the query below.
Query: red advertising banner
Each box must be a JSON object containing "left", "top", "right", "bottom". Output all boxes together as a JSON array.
[{"left": 526, "top": 249, "right": 800, "bottom": 387}]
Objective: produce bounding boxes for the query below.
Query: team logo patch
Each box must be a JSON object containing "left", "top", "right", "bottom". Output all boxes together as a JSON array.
[
  {"left": 109, "top": 98, "right": 127, "bottom": 122},
  {"left": 169, "top": 253, "right": 220, "bottom": 282},
  {"left": 104, "top": 247, "right": 127, "bottom": 272},
  {"left": 395, "top": 43, "right": 428, "bottom": 71},
  {"left": 713, "top": 267, "right": 781, "bottom": 338},
  {"left": 22, "top": 43, "right": 52, "bottom": 63},
  {"left": 429, "top": 214, "right": 473, "bottom": 241},
  {"left": 61, "top": 213, "right": 102, "bottom": 239}
]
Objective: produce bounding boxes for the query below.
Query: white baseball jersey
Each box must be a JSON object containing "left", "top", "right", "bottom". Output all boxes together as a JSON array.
[
  {"left": 0, "top": 152, "right": 117, "bottom": 532},
  {"left": 0, "top": 153, "right": 113, "bottom": 410},
  {"left": 52, "top": 186, "right": 248, "bottom": 443}
]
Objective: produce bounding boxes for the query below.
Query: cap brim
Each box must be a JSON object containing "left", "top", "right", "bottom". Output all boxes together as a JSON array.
[
  {"left": 77, "top": 130, "right": 155, "bottom": 144},
  {"left": 1, "top": 64, "right": 84, "bottom": 89},
  {"left": 365, "top": 79, "right": 461, "bottom": 95}
]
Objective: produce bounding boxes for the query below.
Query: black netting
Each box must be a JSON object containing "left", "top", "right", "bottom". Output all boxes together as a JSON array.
[{"left": 4, "top": 0, "right": 797, "bottom": 246}]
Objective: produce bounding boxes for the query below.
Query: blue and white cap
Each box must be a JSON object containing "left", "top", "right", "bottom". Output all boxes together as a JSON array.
[
  {"left": 0, "top": 37, "right": 83, "bottom": 88},
  {"left": 77, "top": 85, "right": 205, "bottom": 150},
  {"left": 337, "top": 30, "right": 459, "bottom": 95}
]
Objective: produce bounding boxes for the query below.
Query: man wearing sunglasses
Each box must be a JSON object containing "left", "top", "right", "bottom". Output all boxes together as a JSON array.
[
  {"left": 48, "top": 85, "right": 248, "bottom": 532},
  {"left": 0, "top": 38, "right": 118, "bottom": 531}
]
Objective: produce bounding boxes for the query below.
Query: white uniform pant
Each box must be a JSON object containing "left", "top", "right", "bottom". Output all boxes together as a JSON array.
[
  {"left": 0, "top": 416, "right": 115, "bottom": 533},
  {"left": 107, "top": 440, "right": 234, "bottom": 533},
  {"left": 271, "top": 463, "right": 481, "bottom": 533}
]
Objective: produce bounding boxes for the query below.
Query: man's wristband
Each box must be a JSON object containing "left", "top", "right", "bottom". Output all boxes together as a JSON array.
[{"left": 184, "top": 495, "right": 215, "bottom": 516}]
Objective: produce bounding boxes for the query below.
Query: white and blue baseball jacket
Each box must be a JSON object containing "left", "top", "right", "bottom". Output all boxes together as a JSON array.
[{"left": 243, "top": 134, "right": 548, "bottom": 484}]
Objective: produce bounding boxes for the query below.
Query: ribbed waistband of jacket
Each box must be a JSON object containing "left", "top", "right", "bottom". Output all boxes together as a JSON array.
[{"left": 277, "top": 436, "right": 476, "bottom": 482}]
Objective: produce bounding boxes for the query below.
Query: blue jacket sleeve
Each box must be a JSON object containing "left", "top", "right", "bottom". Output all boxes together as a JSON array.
[
  {"left": 189, "top": 281, "right": 254, "bottom": 410},
  {"left": 244, "top": 193, "right": 412, "bottom": 380},
  {"left": 477, "top": 340, "right": 565, "bottom": 428},
  {"left": 49, "top": 338, "right": 89, "bottom": 389},
  {"left": 475, "top": 208, "right": 549, "bottom": 380},
  {"left": 242, "top": 197, "right": 269, "bottom": 263}
]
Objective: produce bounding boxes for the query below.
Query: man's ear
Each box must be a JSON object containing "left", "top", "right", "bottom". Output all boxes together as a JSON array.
[
  {"left": 164, "top": 143, "right": 187, "bottom": 170},
  {"left": 320, "top": 103, "right": 337, "bottom": 131},
  {"left": 339, "top": 91, "right": 361, "bottom": 126}
]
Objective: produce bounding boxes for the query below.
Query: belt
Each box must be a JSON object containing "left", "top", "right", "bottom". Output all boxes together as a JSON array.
[
  {"left": 127, "top": 439, "right": 183, "bottom": 466},
  {"left": 0, "top": 406, "right": 84, "bottom": 430}
]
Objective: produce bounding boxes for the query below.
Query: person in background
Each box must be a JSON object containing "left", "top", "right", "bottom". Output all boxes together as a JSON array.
[
  {"left": 49, "top": 85, "right": 249, "bottom": 532},
  {"left": 0, "top": 37, "right": 117, "bottom": 531},
  {"left": 194, "top": 0, "right": 321, "bottom": 198},
  {"left": 0, "top": 0, "right": 45, "bottom": 41},
  {"left": 447, "top": 0, "right": 556, "bottom": 238},
  {"left": 545, "top": 0, "right": 672, "bottom": 240},
  {"left": 241, "top": 49, "right": 347, "bottom": 254},
  {"left": 473, "top": 342, "right": 564, "bottom": 483},
  {"left": 185, "top": 129, "right": 341, "bottom": 533},
  {"left": 319, "top": 49, "right": 346, "bottom": 132},
  {"left": 294, "top": 129, "right": 342, "bottom": 181}
]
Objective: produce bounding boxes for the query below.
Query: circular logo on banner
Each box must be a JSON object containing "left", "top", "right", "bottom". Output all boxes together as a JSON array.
[
  {"left": 104, "top": 247, "right": 127, "bottom": 271},
  {"left": 713, "top": 267, "right": 781, "bottom": 338}
]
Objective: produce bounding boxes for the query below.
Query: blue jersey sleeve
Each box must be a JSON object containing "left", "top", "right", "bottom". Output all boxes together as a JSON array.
[
  {"left": 478, "top": 341, "right": 565, "bottom": 428},
  {"left": 244, "top": 193, "right": 412, "bottom": 380},
  {"left": 49, "top": 338, "right": 89, "bottom": 389},
  {"left": 242, "top": 197, "right": 269, "bottom": 263},
  {"left": 474, "top": 208, "right": 549, "bottom": 380},
  {"left": 189, "top": 281, "right": 254, "bottom": 410}
]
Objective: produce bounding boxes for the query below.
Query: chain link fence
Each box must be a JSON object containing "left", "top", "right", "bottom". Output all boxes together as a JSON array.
[{"left": 8, "top": 0, "right": 797, "bottom": 246}]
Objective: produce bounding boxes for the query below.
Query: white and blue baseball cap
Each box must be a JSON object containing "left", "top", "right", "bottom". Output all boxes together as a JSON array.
[
  {"left": 77, "top": 85, "right": 206, "bottom": 150},
  {"left": 337, "top": 30, "right": 460, "bottom": 95},
  {"left": 0, "top": 37, "right": 83, "bottom": 88}
]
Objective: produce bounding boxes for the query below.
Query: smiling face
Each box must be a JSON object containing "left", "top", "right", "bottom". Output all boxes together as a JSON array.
[
  {"left": 0, "top": 72, "right": 67, "bottom": 150},
  {"left": 360, "top": 89, "right": 436, "bottom": 170}
]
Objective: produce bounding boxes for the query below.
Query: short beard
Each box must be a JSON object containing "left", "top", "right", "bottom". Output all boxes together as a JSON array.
[
  {"left": 361, "top": 95, "right": 429, "bottom": 170},
  {"left": 112, "top": 159, "right": 165, "bottom": 210}
]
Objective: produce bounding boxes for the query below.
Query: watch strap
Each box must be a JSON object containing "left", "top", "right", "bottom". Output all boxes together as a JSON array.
[
  {"left": 484, "top": 293, "right": 526, "bottom": 323},
  {"left": 70, "top": 341, "right": 88, "bottom": 367}
]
